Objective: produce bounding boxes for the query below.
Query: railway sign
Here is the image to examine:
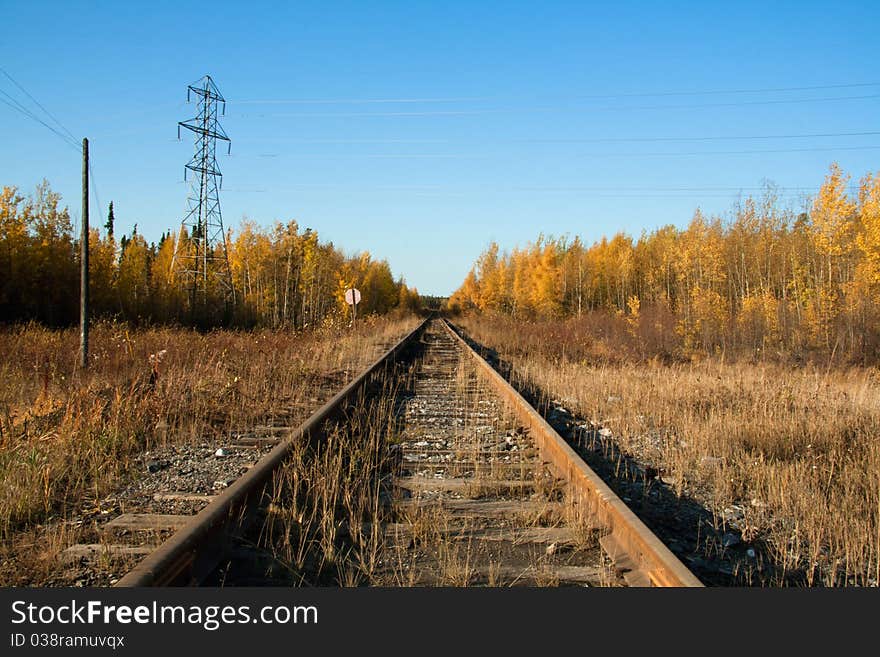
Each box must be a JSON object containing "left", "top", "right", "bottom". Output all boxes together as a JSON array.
[
  {"left": 345, "top": 287, "right": 361, "bottom": 326},
  {"left": 344, "top": 288, "right": 361, "bottom": 306}
]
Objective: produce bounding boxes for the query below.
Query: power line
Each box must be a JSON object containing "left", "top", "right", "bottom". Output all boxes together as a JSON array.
[
  {"left": 221, "top": 181, "right": 853, "bottom": 196},
  {"left": 596, "top": 145, "right": 880, "bottom": 157},
  {"left": 0, "top": 90, "right": 80, "bottom": 151},
  {"left": 234, "top": 130, "right": 880, "bottom": 145},
  {"left": 234, "top": 93, "right": 880, "bottom": 118},
  {"left": 228, "top": 144, "right": 880, "bottom": 160},
  {"left": 231, "top": 81, "right": 880, "bottom": 105},
  {"left": 0, "top": 66, "right": 77, "bottom": 143},
  {"left": 223, "top": 189, "right": 818, "bottom": 201},
  {"left": 0, "top": 68, "right": 107, "bottom": 243},
  {"left": 235, "top": 96, "right": 486, "bottom": 105},
  {"left": 88, "top": 160, "right": 102, "bottom": 233},
  {"left": 569, "top": 82, "right": 880, "bottom": 100},
  {"left": 520, "top": 130, "right": 880, "bottom": 144},
  {"left": 0, "top": 90, "right": 43, "bottom": 124},
  {"left": 0, "top": 68, "right": 81, "bottom": 151}
]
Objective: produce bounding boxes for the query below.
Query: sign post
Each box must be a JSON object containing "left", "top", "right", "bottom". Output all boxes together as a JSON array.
[{"left": 344, "top": 287, "right": 361, "bottom": 327}]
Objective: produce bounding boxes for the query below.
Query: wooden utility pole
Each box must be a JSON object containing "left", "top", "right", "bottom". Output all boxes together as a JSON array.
[{"left": 80, "top": 138, "right": 89, "bottom": 368}]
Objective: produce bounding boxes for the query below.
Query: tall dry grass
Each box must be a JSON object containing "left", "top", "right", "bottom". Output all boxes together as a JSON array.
[
  {"left": 258, "top": 369, "right": 405, "bottom": 586},
  {"left": 457, "top": 313, "right": 880, "bottom": 586},
  {"left": 0, "top": 315, "right": 419, "bottom": 539}
]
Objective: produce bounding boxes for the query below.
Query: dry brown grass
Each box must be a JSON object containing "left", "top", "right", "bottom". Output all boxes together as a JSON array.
[
  {"left": 0, "top": 314, "right": 420, "bottom": 540},
  {"left": 259, "top": 372, "right": 403, "bottom": 586},
  {"left": 457, "top": 313, "right": 880, "bottom": 586}
]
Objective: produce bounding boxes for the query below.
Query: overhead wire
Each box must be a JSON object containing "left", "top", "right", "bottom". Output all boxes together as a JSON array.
[
  {"left": 0, "top": 66, "right": 78, "bottom": 143},
  {"left": 225, "top": 80, "right": 880, "bottom": 196},
  {"left": 0, "top": 67, "right": 107, "bottom": 235},
  {"left": 89, "top": 161, "right": 103, "bottom": 228},
  {"left": 519, "top": 130, "right": 880, "bottom": 144},
  {"left": 0, "top": 89, "right": 80, "bottom": 151},
  {"left": 220, "top": 180, "right": 853, "bottom": 200},
  {"left": 232, "top": 130, "right": 880, "bottom": 145},
  {"left": 232, "top": 93, "right": 880, "bottom": 118},
  {"left": 231, "top": 81, "right": 880, "bottom": 105},
  {"left": 229, "top": 144, "right": 880, "bottom": 160}
]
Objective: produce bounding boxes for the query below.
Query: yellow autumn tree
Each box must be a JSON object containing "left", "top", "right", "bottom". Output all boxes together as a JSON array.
[
  {"left": 810, "top": 163, "right": 857, "bottom": 286},
  {"left": 117, "top": 231, "right": 152, "bottom": 320},
  {"left": 855, "top": 172, "right": 880, "bottom": 289},
  {"left": 530, "top": 239, "right": 562, "bottom": 316}
]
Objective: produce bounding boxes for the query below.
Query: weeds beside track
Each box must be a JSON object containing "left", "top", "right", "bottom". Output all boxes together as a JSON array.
[
  {"left": 455, "top": 313, "right": 880, "bottom": 587},
  {"left": 0, "top": 315, "right": 420, "bottom": 585}
]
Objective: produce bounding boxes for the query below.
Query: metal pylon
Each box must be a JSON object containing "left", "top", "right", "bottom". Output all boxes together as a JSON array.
[{"left": 172, "top": 75, "right": 235, "bottom": 310}]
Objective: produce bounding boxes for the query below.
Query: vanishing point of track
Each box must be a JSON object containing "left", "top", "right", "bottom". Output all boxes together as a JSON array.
[{"left": 105, "top": 316, "right": 700, "bottom": 587}]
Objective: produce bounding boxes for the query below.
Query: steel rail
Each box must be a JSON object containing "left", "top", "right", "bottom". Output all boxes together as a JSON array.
[
  {"left": 115, "top": 316, "right": 431, "bottom": 587},
  {"left": 442, "top": 318, "right": 703, "bottom": 587}
]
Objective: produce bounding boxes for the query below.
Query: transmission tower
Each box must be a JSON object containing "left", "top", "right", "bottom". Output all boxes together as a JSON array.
[{"left": 173, "top": 75, "right": 235, "bottom": 312}]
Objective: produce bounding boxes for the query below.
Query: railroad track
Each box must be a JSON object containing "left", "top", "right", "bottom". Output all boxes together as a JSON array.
[
  {"left": 63, "top": 316, "right": 700, "bottom": 587},
  {"left": 363, "top": 320, "right": 609, "bottom": 586}
]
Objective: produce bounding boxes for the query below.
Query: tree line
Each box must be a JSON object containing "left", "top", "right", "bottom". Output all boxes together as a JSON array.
[
  {"left": 0, "top": 182, "right": 420, "bottom": 328},
  {"left": 449, "top": 164, "right": 880, "bottom": 363}
]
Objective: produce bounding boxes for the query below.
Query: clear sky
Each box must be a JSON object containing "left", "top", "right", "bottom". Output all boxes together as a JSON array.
[{"left": 1, "top": 1, "right": 878, "bottom": 295}]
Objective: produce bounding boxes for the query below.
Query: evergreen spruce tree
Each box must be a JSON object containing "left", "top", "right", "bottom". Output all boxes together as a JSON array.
[{"left": 105, "top": 201, "right": 115, "bottom": 238}]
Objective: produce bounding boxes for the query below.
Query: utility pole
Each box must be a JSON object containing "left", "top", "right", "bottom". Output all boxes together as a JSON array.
[{"left": 80, "top": 137, "right": 89, "bottom": 368}]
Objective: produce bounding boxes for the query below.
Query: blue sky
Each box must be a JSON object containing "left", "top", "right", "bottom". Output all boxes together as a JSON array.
[{"left": 1, "top": 1, "right": 878, "bottom": 295}]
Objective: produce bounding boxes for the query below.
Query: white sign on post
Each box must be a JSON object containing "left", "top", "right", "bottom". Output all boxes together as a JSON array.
[
  {"left": 344, "top": 288, "right": 362, "bottom": 306},
  {"left": 344, "top": 287, "right": 361, "bottom": 326}
]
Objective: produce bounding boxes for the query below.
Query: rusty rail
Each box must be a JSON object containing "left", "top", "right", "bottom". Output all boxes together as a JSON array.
[
  {"left": 116, "top": 316, "right": 430, "bottom": 586},
  {"left": 441, "top": 318, "right": 703, "bottom": 587}
]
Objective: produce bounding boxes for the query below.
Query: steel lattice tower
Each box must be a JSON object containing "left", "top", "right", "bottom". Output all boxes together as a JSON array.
[{"left": 173, "top": 75, "right": 234, "bottom": 309}]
